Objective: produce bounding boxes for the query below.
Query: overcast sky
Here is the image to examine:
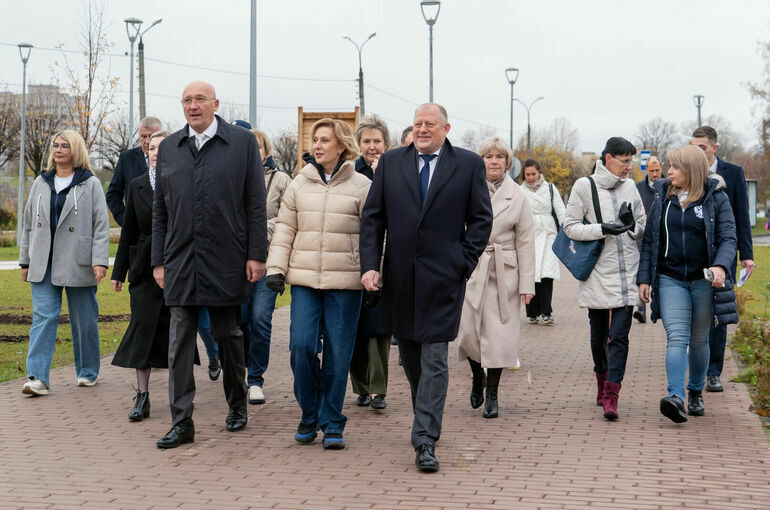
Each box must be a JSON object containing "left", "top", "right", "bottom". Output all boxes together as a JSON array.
[{"left": 1, "top": 0, "right": 768, "bottom": 154}]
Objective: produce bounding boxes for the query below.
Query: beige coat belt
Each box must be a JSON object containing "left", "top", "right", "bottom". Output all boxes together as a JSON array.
[{"left": 468, "top": 242, "right": 514, "bottom": 334}]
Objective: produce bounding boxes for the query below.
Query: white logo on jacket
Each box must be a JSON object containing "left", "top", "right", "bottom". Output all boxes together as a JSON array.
[{"left": 694, "top": 205, "right": 703, "bottom": 219}]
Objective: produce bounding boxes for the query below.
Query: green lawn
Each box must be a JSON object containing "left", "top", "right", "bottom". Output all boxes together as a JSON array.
[
  {"left": 0, "top": 268, "right": 290, "bottom": 384},
  {"left": 754, "top": 222, "right": 769, "bottom": 236},
  {"left": 0, "top": 243, "right": 119, "bottom": 261},
  {"left": 735, "top": 245, "right": 770, "bottom": 320}
]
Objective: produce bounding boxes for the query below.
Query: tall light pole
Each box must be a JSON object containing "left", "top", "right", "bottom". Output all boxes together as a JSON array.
[
  {"left": 420, "top": 1, "right": 441, "bottom": 102},
  {"left": 514, "top": 96, "right": 544, "bottom": 153},
  {"left": 343, "top": 33, "right": 376, "bottom": 117},
  {"left": 124, "top": 17, "right": 143, "bottom": 147},
  {"left": 249, "top": 0, "right": 257, "bottom": 126},
  {"left": 16, "top": 43, "right": 32, "bottom": 247},
  {"left": 505, "top": 67, "right": 519, "bottom": 150},
  {"left": 138, "top": 18, "right": 162, "bottom": 120},
  {"left": 693, "top": 94, "right": 704, "bottom": 127}
]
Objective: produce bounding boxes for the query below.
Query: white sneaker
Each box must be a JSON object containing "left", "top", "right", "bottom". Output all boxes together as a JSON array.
[
  {"left": 248, "top": 385, "right": 265, "bottom": 405},
  {"left": 77, "top": 377, "right": 98, "bottom": 387},
  {"left": 22, "top": 379, "right": 49, "bottom": 396},
  {"left": 528, "top": 317, "right": 539, "bottom": 325}
]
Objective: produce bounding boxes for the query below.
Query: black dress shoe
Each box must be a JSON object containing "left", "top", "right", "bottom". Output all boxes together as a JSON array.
[
  {"left": 226, "top": 406, "right": 248, "bottom": 431},
  {"left": 706, "top": 375, "right": 723, "bottom": 392},
  {"left": 157, "top": 419, "right": 195, "bottom": 449},
  {"left": 633, "top": 310, "right": 646, "bottom": 323},
  {"left": 415, "top": 443, "right": 439, "bottom": 472},
  {"left": 356, "top": 394, "right": 371, "bottom": 406},
  {"left": 371, "top": 395, "right": 386, "bottom": 410},
  {"left": 687, "top": 389, "right": 705, "bottom": 416},
  {"left": 469, "top": 360, "right": 486, "bottom": 409},
  {"left": 128, "top": 390, "right": 150, "bottom": 421},
  {"left": 208, "top": 357, "right": 221, "bottom": 381},
  {"left": 659, "top": 395, "right": 687, "bottom": 423}
]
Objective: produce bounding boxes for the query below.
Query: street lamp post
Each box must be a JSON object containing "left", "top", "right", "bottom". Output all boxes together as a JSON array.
[
  {"left": 16, "top": 43, "right": 32, "bottom": 247},
  {"left": 693, "top": 94, "right": 705, "bottom": 127},
  {"left": 138, "top": 19, "right": 162, "bottom": 120},
  {"left": 420, "top": 1, "right": 441, "bottom": 102},
  {"left": 124, "top": 17, "right": 143, "bottom": 146},
  {"left": 249, "top": 0, "right": 257, "bottom": 126},
  {"left": 514, "top": 96, "right": 545, "bottom": 153},
  {"left": 343, "top": 33, "right": 376, "bottom": 117},
  {"left": 505, "top": 67, "right": 519, "bottom": 150}
]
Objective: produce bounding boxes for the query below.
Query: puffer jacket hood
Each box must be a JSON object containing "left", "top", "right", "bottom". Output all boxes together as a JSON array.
[
  {"left": 637, "top": 175, "right": 738, "bottom": 325},
  {"left": 266, "top": 159, "right": 371, "bottom": 290},
  {"left": 562, "top": 162, "right": 646, "bottom": 309}
]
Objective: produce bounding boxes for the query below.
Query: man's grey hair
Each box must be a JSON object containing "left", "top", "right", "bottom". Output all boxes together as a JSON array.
[
  {"left": 400, "top": 126, "right": 413, "bottom": 145},
  {"left": 140, "top": 116, "right": 163, "bottom": 130},
  {"left": 415, "top": 103, "right": 448, "bottom": 123}
]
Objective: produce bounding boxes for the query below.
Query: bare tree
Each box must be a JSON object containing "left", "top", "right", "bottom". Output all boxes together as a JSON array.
[
  {"left": 0, "top": 92, "right": 20, "bottom": 168},
  {"left": 52, "top": 0, "right": 119, "bottom": 150},
  {"left": 635, "top": 118, "right": 678, "bottom": 162},
  {"left": 747, "top": 39, "right": 770, "bottom": 156},
  {"left": 273, "top": 128, "right": 298, "bottom": 176},
  {"left": 93, "top": 109, "right": 130, "bottom": 179},
  {"left": 459, "top": 125, "right": 497, "bottom": 152},
  {"left": 546, "top": 117, "right": 580, "bottom": 155},
  {"left": 681, "top": 114, "right": 745, "bottom": 162},
  {"left": 24, "top": 86, "right": 67, "bottom": 176}
]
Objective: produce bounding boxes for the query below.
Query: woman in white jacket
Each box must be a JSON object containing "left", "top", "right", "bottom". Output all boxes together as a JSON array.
[
  {"left": 519, "top": 159, "right": 565, "bottom": 325},
  {"left": 562, "top": 137, "right": 645, "bottom": 421}
]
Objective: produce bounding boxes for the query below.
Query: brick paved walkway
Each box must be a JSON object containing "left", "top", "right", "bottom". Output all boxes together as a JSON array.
[{"left": 1, "top": 276, "right": 769, "bottom": 509}]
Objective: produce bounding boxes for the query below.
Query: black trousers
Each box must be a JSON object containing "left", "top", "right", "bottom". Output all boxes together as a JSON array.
[
  {"left": 168, "top": 305, "right": 247, "bottom": 426},
  {"left": 526, "top": 278, "right": 554, "bottom": 318},
  {"left": 397, "top": 339, "right": 448, "bottom": 449},
  {"left": 587, "top": 306, "right": 633, "bottom": 384}
]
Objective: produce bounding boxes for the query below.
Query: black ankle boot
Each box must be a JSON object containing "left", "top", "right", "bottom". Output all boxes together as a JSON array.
[
  {"left": 129, "top": 390, "right": 150, "bottom": 421},
  {"left": 468, "top": 359, "right": 485, "bottom": 409},
  {"left": 483, "top": 385, "right": 498, "bottom": 419},
  {"left": 687, "top": 389, "right": 704, "bottom": 416}
]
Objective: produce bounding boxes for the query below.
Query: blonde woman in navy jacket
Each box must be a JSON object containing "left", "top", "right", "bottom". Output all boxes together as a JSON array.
[{"left": 637, "top": 145, "right": 737, "bottom": 424}]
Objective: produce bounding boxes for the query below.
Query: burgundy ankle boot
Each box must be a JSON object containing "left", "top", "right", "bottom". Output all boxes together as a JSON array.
[
  {"left": 594, "top": 371, "right": 607, "bottom": 406},
  {"left": 602, "top": 381, "right": 621, "bottom": 420}
]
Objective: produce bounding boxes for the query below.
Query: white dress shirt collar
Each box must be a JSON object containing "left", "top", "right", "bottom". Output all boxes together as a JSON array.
[
  {"left": 417, "top": 146, "right": 442, "bottom": 187},
  {"left": 709, "top": 157, "right": 718, "bottom": 174},
  {"left": 188, "top": 117, "right": 219, "bottom": 149}
]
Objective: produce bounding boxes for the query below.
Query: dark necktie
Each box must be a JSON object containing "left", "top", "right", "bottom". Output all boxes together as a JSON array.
[{"left": 419, "top": 154, "right": 436, "bottom": 205}]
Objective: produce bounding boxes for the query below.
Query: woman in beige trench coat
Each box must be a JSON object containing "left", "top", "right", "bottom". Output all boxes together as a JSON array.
[{"left": 457, "top": 137, "right": 535, "bottom": 419}]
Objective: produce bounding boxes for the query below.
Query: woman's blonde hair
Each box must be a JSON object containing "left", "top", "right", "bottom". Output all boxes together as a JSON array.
[
  {"left": 250, "top": 129, "right": 272, "bottom": 157},
  {"left": 45, "top": 129, "right": 90, "bottom": 171},
  {"left": 477, "top": 136, "right": 513, "bottom": 171},
  {"left": 149, "top": 130, "right": 171, "bottom": 143},
  {"left": 309, "top": 118, "right": 358, "bottom": 162},
  {"left": 666, "top": 144, "right": 709, "bottom": 207}
]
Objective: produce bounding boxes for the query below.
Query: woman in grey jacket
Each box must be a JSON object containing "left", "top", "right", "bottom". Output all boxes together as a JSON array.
[
  {"left": 19, "top": 129, "right": 110, "bottom": 396},
  {"left": 562, "top": 137, "right": 645, "bottom": 420}
]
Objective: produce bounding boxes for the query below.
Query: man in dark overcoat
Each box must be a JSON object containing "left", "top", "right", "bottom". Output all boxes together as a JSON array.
[
  {"left": 633, "top": 155, "right": 662, "bottom": 324},
  {"left": 360, "top": 103, "right": 493, "bottom": 472},
  {"left": 690, "top": 125, "right": 754, "bottom": 393},
  {"left": 106, "top": 116, "right": 162, "bottom": 225},
  {"left": 152, "top": 81, "right": 267, "bottom": 448}
]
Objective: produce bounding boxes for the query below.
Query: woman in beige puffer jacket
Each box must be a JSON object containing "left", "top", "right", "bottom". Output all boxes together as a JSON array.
[{"left": 265, "top": 118, "right": 371, "bottom": 449}]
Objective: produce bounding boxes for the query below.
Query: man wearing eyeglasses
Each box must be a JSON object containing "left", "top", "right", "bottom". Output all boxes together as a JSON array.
[
  {"left": 152, "top": 80, "right": 267, "bottom": 448},
  {"left": 690, "top": 125, "right": 753, "bottom": 394}
]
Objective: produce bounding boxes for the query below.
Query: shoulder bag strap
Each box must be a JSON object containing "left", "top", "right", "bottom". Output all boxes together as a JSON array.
[
  {"left": 549, "top": 183, "right": 560, "bottom": 230},
  {"left": 587, "top": 176, "right": 603, "bottom": 224}
]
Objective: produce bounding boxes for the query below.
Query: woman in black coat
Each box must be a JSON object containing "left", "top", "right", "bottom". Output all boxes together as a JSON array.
[{"left": 111, "top": 130, "right": 197, "bottom": 421}]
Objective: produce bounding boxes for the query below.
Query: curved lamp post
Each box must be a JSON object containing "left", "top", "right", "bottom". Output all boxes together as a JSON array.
[
  {"left": 514, "top": 96, "right": 545, "bottom": 153},
  {"left": 693, "top": 94, "right": 705, "bottom": 127},
  {"left": 138, "top": 19, "right": 162, "bottom": 120},
  {"left": 505, "top": 67, "right": 519, "bottom": 150},
  {"left": 16, "top": 43, "right": 33, "bottom": 247},
  {"left": 124, "top": 17, "right": 143, "bottom": 145},
  {"left": 343, "top": 32, "right": 376, "bottom": 117},
  {"left": 421, "top": 1, "right": 441, "bottom": 102}
]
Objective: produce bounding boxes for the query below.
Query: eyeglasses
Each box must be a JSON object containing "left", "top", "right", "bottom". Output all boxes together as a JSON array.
[
  {"left": 52, "top": 142, "right": 71, "bottom": 150},
  {"left": 612, "top": 155, "right": 634, "bottom": 167},
  {"left": 181, "top": 96, "right": 213, "bottom": 106}
]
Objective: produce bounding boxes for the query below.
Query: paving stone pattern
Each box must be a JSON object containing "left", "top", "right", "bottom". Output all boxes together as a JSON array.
[{"left": 1, "top": 276, "right": 769, "bottom": 509}]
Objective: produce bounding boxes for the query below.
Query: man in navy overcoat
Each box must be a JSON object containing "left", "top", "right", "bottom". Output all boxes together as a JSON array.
[
  {"left": 360, "top": 103, "right": 493, "bottom": 472},
  {"left": 690, "top": 126, "right": 754, "bottom": 392}
]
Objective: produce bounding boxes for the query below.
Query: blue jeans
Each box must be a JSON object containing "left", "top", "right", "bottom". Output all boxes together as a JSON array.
[
  {"left": 197, "top": 307, "right": 218, "bottom": 360},
  {"left": 27, "top": 266, "right": 100, "bottom": 387},
  {"left": 658, "top": 274, "right": 713, "bottom": 400},
  {"left": 289, "top": 285, "right": 362, "bottom": 434},
  {"left": 241, "top": 277, "right": 278, "bottom": 387}
]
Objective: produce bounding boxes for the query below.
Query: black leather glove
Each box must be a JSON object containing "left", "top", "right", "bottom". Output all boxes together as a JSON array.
[
  {"left": 601, "top": 222, "right": 633, "bottom": 236},
  {"left": 618, "top": 201, "right": 634, "bottom": 227},
  {"left": 363, "top": 290, "right": 380, "bottom": 309},
  {"left": 265, "top": 274, "right": 285, "bottom": 295}
]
